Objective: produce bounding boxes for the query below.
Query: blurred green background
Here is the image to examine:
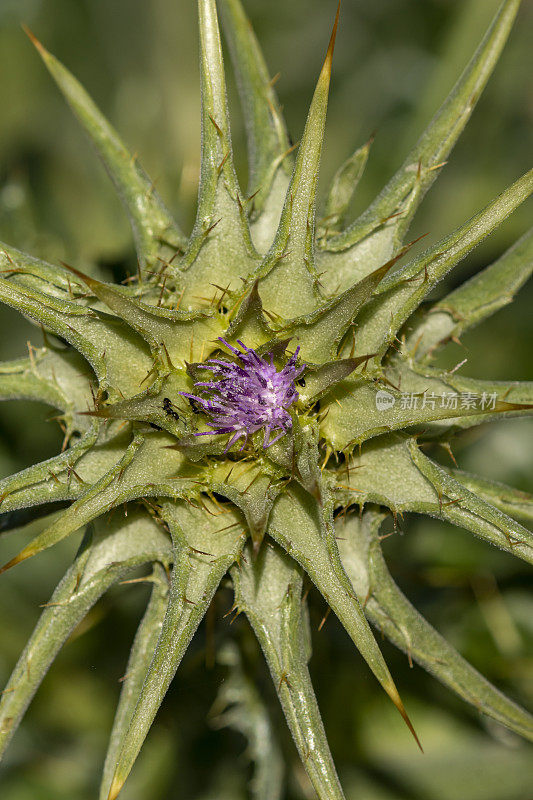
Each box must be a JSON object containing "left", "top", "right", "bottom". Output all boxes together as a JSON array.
[{"left": 0, "top": 0, "right": 532, "bottom": 798}]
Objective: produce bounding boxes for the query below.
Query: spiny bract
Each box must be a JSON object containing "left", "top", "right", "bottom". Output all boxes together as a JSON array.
[{"left": 0, "top": 1, "right": 532, "bottom": 798}]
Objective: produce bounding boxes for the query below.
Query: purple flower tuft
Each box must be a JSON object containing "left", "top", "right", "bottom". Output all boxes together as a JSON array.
[{"left": 180, "top": 339, "right": 305, "bottom": 450}]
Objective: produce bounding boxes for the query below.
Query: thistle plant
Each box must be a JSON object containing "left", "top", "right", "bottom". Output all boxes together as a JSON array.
[{"left": 0, "top": 0, "right": 532, "bottom": 798}]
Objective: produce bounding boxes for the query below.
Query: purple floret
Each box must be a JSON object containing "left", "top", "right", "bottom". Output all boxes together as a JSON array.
[{"left": 180, "top": 339, "right": 305, "bottom": 450}]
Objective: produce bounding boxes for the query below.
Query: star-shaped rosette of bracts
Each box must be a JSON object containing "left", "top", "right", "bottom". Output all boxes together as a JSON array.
[{"left": 0, "top": 2, "right": 532, "bottom": 799}]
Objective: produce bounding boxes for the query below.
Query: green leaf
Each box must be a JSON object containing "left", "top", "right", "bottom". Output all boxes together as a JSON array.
[
  {"left": 211, "top": 641, "right": 285, "bottom": 800},
  {"left": 26, "top": 28, "right": 187, "bottom": 276},
  {"left": 176, "top": 0, "right": 259, "bottom": 305},
  {"left": 0, "top": 510, "right": 171, "bottom": 757},
  {"left": 283, "top": 250, "right": 407, "bottom": 363},
  {"left": 336, "top": 510, "right": 533, "bottom": 741},
  {"left": 354, "top": 168, "right": 533, "bottom": 357},
  {"left": 0, "top": 252, "right": 153, "bottom": 399},
  {"left": 408, "top": 441, "right": 533, "bottom": 563},
  {"left": 0, "top": 430, "right": 194, "bottom": 572},
  {"left": 319, "top": 135, "right": 373, "bottom": 234},
  {"left": 332, "top": 435, "right": 439, "bottom": 510},
  {"left": 445, "top": 470, "right": 533, "bottom": 527},
  {"left": 207, "top": 464, "right": 284, "bottom": 552},
  {"left": 263, "top": 419, "right": 325, "bottom": 504},
  {"left": 318, "top": 0, "right": 522, "bottom": 292},
  {"left": 297, "top": 354, "right": 375, "bottom": 405},
  {"left": 0, "top": 422, "right": 166, "bottom": 521},
  {"left": 291, "top": 419, "right": 325, "bottom": 503},
  {"left": 225, "top": 281, "right": 273, "bottom": 350},
  {"left": 233, "top": 542, "right": 345, "bottom": 800},
  {"left": 63, "top": 264, "right": 222, "bottom": 365},
  {"left": 100, "top": 563, "right": 170, "bottom": 800},
  {"left": 0, "top": 239, "right": 80, "bottom": 292},
  {"left": 267, "top": 484, "right": 421, "bottom": 747},
  {"left": 0, "top": 346, "right": 94, "bottom": 433},
  {"left": 334, "top": 435, "right": 533, "bottom": 563},
  {"left": 89, "top": 373, "right": 192, "bottom": 439},
  {"left": 218, "top": 0, "right": 292, "bottom": 224},
  {"left": 0, "top": 422, "right": 101, "bottom": 513},
  {"left": 106, "top": 497, "right": 245, "bottom": 800},
  {"left": 254, "top": 6, "right": 340, "bottom": 318},
  {"left": 320, "top": 376, "right": 532, "bottom": 451},
  {"left": 404, "top": 227, "right": 533, "bottom": 361},
  {"left": 403, "top": 368, "right": 533, "bottom": 434}
]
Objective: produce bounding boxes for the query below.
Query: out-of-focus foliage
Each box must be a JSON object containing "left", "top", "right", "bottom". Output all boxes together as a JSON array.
[
  {"left": 0, "top": 1, "right": 531, "bottom": 798},
  {"left": 0, "top": 0, "right": 531, "bottom": 267}
]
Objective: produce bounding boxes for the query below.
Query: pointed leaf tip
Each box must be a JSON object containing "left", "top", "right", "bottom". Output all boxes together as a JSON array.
[
  {"left": 22, "top": 24, "right": 47, "bottom": 56},
  {"left": 178, "top": 0, "right": 259, "bottom": 302},
  {"left": 218, "top": 0, "right": 293, "bottom": 215},
  {"left": 59, "top": 260, "right": 99, "bottom": 290},
  {"left": 255, "top": 1, "right": 339, "bottom": 319},
  {"left": 0, "top": 555, "right": 22, "bottom": 575},
  {"left": 323, "top": 2, "right": 341, "bottom": 76},
  {"left": 255, "top": 1, "right": 341, "bottom": 316},
  {"left": 321, "top": 0, "right": 523, "bottom": 284},
  {"left": 25, "top": 35, "right": 187, "bottom": 274},
  {"left": 388, "top": 684, "right": 424, "bottom": 752},
  {"left": 107, "top": 776, "right": 123, "bottom": 800},
  {"left": 0, "top": 548, "right": 34, "bottom": 574}
]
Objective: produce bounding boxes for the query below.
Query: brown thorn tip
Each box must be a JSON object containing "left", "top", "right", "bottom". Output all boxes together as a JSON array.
[
  {"left": 59, "top": 260, "right": 97, "bottom": 287},
  {"left": 22, "top": 24, "right": 46, "bottom": 53},
  {"left": 323, "top": 2, "right": 340, "bottom": 75},
  {"left": 0, "top": 553, "right": 26, "bottom": 575},
  {"left": 389, "top": 684, "right": 423, "bottom": 752}
]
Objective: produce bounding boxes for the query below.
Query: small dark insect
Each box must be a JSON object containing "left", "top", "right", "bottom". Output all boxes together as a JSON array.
[
  {"left": 188, "top": 397, "right": 202, "bottom": 414},
  {"left": 162, "top": 397, "right": 180, "bottom": 421}
]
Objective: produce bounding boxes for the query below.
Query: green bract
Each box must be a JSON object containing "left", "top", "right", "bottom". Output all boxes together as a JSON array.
[{"left": 1, "top": 1, "right": 532, "bottom": 798}]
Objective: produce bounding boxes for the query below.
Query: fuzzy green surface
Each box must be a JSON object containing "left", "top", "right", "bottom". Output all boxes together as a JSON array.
[{"left": 0, "top": 1, "right": 532, "bottom": 799}]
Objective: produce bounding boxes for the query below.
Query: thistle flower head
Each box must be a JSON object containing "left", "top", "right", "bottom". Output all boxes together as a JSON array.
[{"left": 182, "top": 339, "right": 305, "bottom": 449}]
